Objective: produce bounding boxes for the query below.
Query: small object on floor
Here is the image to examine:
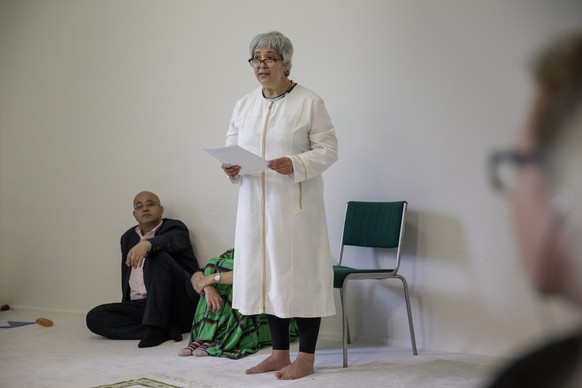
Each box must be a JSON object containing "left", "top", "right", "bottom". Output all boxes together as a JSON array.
[
  {"left": 0, "top": 320, "right": 35, "bottom": 328},
  {"left": 36, "top": 317, "right": 53, "bottom": 327},
  {"left": 1, "top": 304, "right": 9, "bottom": 311},
  {"left": 93, "top": 377, "right": 182, "bottom": 388}
]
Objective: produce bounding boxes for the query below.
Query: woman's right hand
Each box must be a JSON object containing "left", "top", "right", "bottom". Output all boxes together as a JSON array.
[
  {"left": 222, "top": 163, "right": 241, "bottom": 178},
  {"left": 191, "top": 271, "right": 207, "bottom": 294}
]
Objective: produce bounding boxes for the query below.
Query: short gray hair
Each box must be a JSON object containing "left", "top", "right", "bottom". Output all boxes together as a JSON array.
[{"left": 249, "top": 31, "right": 293, "bottom": 76}]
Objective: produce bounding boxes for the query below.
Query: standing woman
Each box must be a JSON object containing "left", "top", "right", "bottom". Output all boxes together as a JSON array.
[{"left": 222, "top": 31, "right": 338, "bottom": 380}]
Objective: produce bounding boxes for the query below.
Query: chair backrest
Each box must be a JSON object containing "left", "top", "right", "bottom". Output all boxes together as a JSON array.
[{"left": 338, "top": 201, "right": 408, "bottom": 269}]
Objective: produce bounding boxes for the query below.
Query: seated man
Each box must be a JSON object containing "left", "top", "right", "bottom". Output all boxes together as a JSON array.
[{"left": 86, "top": 191, "right": 201, "bottom": 348}]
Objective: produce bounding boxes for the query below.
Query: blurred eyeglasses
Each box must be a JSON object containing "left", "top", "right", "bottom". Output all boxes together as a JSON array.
[
  {"left": 488, "top": 149, "right": 543, "bottom": 193},
  {"left": 134, "top": 201, "right": 159, "bottom": 211},
  {"left": 248, "top": 58, "right": 281, "bottom": 68}
]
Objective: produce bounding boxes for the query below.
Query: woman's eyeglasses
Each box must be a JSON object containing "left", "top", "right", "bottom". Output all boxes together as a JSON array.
[{"left": 248, "top": 58, "right": 281, "bottom": 68}]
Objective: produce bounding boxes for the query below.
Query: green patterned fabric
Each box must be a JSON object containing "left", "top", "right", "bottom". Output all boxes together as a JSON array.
[{"left": 188, "top": 249, "right": 297, "bottom": 359}]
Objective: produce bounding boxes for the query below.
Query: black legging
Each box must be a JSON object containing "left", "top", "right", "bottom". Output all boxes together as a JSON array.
[{"left": 266, "top": 314, "right": 321, "bottom": 354}]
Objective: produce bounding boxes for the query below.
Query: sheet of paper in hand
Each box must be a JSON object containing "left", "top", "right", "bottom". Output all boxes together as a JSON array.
[{"left": 203, "top": 145, "right": 268, "bottom": 175}]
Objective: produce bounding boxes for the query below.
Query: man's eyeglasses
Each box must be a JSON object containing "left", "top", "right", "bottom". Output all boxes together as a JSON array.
[
  {"left": 248, "top": 58, "right": 281, "bottom": 68},
  {"left": 488, "top": 149, "right": 544, "bottom": 193},
  {"left": 134, "top": 201, "right": 159, "bottom": 211}
]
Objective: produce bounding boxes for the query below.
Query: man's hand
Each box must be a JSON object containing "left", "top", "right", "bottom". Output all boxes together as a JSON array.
[{"left": 125, "top": 240, "right": 152, "bottom": 268}]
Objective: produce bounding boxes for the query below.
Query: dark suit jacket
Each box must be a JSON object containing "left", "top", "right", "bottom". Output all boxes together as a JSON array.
[{"left": 120, "top": 218, "right": 199, "bottom": 302}]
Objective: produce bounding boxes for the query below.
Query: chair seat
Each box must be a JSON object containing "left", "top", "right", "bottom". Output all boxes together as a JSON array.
[{"left": 333, "top": 265, "right": 396, "bottom": 288}]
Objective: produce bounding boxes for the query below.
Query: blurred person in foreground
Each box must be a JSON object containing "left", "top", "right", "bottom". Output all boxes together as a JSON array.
[{"left": 487, "top": 31, "right": 582, "bottom": 387}]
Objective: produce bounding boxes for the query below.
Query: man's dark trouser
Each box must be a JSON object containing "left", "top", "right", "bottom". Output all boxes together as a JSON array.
[{"left": 86, "top": 252, "right": 199, "bottom": 339}]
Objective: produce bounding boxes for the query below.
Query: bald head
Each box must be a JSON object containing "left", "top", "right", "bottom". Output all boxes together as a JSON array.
[
  {"left": 133, "top": 191, "right": 161, "bottom": 206},
  {"left": 132, "top": 191, "right": 164, "bottom": 232}
]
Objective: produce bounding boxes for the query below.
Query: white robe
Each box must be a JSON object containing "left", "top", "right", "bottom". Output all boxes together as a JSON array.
[{"left": 226, "top": 84, "right": 337, "bottom": 318}]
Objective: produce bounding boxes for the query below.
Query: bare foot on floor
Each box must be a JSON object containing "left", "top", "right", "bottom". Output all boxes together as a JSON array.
[
  {"left": 275, "top": 352, "right": 315, "bottom": 380},
  {"left": 245, "top": 350, "right": 291, "bottom": 374}
]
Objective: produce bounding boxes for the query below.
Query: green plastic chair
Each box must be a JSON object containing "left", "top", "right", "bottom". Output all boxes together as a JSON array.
[{"left": 333, "top": 201, "right": 417, "bottom": 367}]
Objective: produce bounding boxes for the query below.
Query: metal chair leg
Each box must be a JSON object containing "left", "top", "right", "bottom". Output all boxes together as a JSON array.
[
  {"left": 340, "top": 286, "right": 349, "bottom": 367},
  {"left": 339, "top": 288, "right": 351, "bottom": 344},
  {"left": 397, "top": 275, "right": 417, "bottom": 355}
]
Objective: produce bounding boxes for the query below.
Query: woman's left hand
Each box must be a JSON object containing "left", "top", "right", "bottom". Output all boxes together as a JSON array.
[
  {"left": 203, "top": 286, "right": 224, "bottom": 313},
  {"left": 267, "top": 157, "right": 293, "bottom": 175}
]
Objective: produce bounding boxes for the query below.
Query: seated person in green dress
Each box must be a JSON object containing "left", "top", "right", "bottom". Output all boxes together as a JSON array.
[{"left": 181, "top": 249, "right": 297, "bottom": 359}]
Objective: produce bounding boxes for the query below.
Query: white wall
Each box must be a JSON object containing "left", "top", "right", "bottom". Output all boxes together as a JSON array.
[{"left": 1, "top": 0, "right": 582, "bottom": 357}]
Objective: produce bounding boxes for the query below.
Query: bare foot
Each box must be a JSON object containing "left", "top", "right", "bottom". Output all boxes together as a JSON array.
[
  {"left": 245, "top": 350, "right": 291, "bottom": 374},
  {"left": 275, "top": 352, "right": 315, "bottom": 380}
]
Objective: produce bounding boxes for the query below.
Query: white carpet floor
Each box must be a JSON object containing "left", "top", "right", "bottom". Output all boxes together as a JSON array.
[{"left": 0, "top": 308, "right": 506, "bottom": 388}]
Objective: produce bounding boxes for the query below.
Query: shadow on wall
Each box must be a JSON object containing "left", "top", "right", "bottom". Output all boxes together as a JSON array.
[
  {"left": 398, "top": 209, "right": 519, "bottom": 354},
  {"left": 403, "top": 208, "right": 470, "bottom": 352},
  {"left": 340, "top": 208, "right": 515, "bottom": 354}
]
